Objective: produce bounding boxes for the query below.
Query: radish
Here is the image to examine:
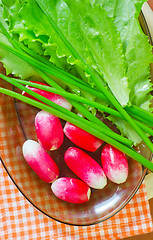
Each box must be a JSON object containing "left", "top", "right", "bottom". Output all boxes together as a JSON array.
[
  {"left": 35, "top": 110, "right": 64, "bottom": 151},
  {"left": 22, "top": 81, "right": 72, "bottom": 110},
  {"left": 63, "top": 122, "right": 103, "bottom": 152},
  {"left": 22, "top": 140, "right": 59, "bottom": 183},
  {"left": 101, "top": 144, "right": 128, "bottom": 184},
  {"left": 64, "top": 147, "right": 107, "bottom": 189},
  {"left": 51, "top": 177, "right": 91, "bottom": 204}
]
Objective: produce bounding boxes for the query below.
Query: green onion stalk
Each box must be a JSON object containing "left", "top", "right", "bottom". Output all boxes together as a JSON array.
[{"left": 1, "top": 86, "right": 153, "bottom": 171}]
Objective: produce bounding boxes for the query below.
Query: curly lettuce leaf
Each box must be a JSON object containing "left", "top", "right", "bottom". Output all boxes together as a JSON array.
[
  {"left": 0, "top": 20, "right": 38, "bottom": 78},
  {"left": 1, "top": 0, "right": 129, "bottom": 106},
  {"left": 94, "top": 0, "right": 153, "bottom": 144},
  {"left": 93, "top": 0, "right": 153, "bottom": 110},
  {"left": 110, "top": 0, "right": 152, "bottom": 110},
  {"left": 37, "top": 0, "right": 129, "bottom": 106}
]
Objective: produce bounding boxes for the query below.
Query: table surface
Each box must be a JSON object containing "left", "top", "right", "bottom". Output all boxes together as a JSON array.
[{"left": 122, "top": 198, "right": 153, "bottom": 240}]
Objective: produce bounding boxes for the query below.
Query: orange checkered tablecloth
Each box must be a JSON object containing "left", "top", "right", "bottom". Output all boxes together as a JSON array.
[
  {"left": 0, "top": 164, "right": 153, "bottom": 240},
  {"left": 0, "top": 81, "right": 153, "bottom": 239}
]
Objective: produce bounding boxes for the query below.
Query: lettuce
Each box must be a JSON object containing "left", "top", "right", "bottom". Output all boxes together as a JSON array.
[{"left": 92, "top": 0, "right": 153, "bottom": 144}]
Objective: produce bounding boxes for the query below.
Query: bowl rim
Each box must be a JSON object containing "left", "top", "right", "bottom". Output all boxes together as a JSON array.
[{"left": 0, "top": 10, "right": 153, "bottom": 226}]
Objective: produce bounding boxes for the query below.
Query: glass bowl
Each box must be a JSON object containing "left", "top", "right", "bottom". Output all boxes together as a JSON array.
[{"left": 0, "top": 11, "right": 152, "bottom": 226}]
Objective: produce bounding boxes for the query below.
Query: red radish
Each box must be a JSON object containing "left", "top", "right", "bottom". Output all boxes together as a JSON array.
[
  {"left": 22, "top": 81, "right": 72, "bottom": 110},
  {"left": 35, "top": 110, "right": 64, "bottom": 151},
  {"left": 22, "top": 140, "right": 59, "bottom": 183},
  {"left": 101, "top": 144, "right": 128, "bottom": 184},
  {"left": 63, "top": 122, "right": 103, "bottom": 152},
  {"left": 51, "top": 177, "right": 91, "bottom": 204},
  {"left": 64, "top": 147, "right": 107, "bottom": 189}
]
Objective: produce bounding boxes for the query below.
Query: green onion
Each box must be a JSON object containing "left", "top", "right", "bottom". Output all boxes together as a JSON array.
[
  {"left": 1, "top": 86, "right": 153, "bottom": 171},
  {"left": 12, "top": 78, "right": 153, "bottom": 137},
  {"left": 0, "top": 32, "right": 112, "bottom": 132},
  {"left": 0, "top": 41, "right": 109, "bottom": 129},
  {"left": 14, "top": 36, "right": 153, "bottom": 125},
  {"left": 0, "top": 73, "right": 133, "bottom": 147},
  {"left": 0, "top": 40, "right": 153, "bottom": 153},
  {"left": 0, "top": 38, "right": 152, "bottom": 128},
  {"left": 35, "top": 68, "right": 111, "bottom": 131},
  {"left": 125, "top": 105, "right": 153, "bottom": 125},
  {"left": 0, "top": 20, "right": 152, "bottom": 128}
]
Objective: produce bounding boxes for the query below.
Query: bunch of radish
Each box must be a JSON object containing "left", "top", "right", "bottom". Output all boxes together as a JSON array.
[{"left": 22, "top": 82, "right": 129, "bottom": 204}]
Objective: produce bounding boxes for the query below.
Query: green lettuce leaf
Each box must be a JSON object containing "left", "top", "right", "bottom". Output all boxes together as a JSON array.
[
  {"left": 92, "top": 0, "right": 153, "bottom": 110},
  {"left": 0, "top": 23, "right": 38, "bottom": 78},
  {"left": 92, "top": 0, "right": 153, "bottom": 144},
  {"left": 37, "top": 0, "right": 129, "bottom": 106},
  {"left": 1, "top": 0, "right": 129, "bottom": 106}
]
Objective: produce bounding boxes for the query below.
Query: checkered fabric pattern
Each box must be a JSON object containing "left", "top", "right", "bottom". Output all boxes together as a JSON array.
[
  {"left": 0, "top": 164, "right": 153, "bottom": 240},
  {"left": 0, "top": 79, "right": 153, "bottom": 239}
]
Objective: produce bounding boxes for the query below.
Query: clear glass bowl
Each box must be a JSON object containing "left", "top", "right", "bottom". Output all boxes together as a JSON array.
[{"left": 0, "top": 11, "right": 152, "bottom": 226}]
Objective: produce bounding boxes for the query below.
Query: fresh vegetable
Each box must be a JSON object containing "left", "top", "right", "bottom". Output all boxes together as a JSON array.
[
  {"left": 35, "top": 110, "right": 64, "bottom": 151},
  {"left": 101, "top": 144, "right": 128, "bottom": 184},
  {"left": 0, "top": 72, "right": 133, "bottom": 149},
  {"left": 22, "top": 139, "right": 59, "bottom": 183},
  {"left": 64, "top": 122, "right": 103, "bottom": 152},
  {"left": 51, "top": 177, "right": 91, "bottom": 204},
  {"left": 18, "top": 0, "right": 152, "bottom": 148},
  {"left": 0, "top": 0, "right": 152, "bottom": 172},
  {"left": 19, "top": 80, "right": 153, "bottom": 137},
  {"left": 64, "top": 147, "right": 107, "bottom": 189},
  {"left": 1, "top": 85, "right": 153, "bottom": 172},
  {"left": 23, "top": 81, "right": 72, "bottom": 110}
]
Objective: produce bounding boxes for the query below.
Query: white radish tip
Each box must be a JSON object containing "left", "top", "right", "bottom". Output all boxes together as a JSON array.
[
  {"left": 22, "top": 139, "right": 59, "bottom": 183},
  {"left": 94, "top": 177, "right": 107, "bottom": 189},
  {"left": 22, "top": 139, "right": 38, "bottom": 155},
  {"left": 110, "top": 170, "right": 128, "bottom": 184}
]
